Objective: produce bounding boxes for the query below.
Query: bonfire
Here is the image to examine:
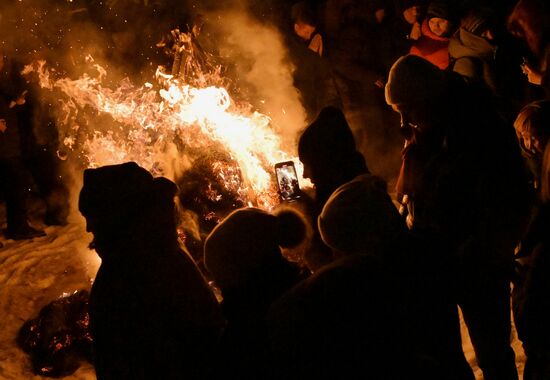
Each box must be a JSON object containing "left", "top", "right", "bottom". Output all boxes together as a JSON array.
[{"left": 23, "top": 27, "right": 306, "bottom": 258}]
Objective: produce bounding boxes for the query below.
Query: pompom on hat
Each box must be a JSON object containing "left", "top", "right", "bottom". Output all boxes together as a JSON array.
[
  {"left": 318, "top": 174, "right": 405, "bottom": 253},
  {"left": 204, "top": 207, "right": 306, "bottom": 290}
]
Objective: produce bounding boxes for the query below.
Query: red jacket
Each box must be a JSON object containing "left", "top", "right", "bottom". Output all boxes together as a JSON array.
[{"left": 410, "top": 19, "right": 450, "bottom": 70}]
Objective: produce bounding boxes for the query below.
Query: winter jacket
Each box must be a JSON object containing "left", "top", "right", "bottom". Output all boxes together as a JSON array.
[
  {"left": 397, "top": 75, "right": 530, "bottom": 269},
  {"left": 267, "top": 253, "right": 419, "bottom": 379},
  {"left": 90, "top": 242, "right": 223, "bottom": 380},
  {"left": 448, "top": 28, "right": 498, "bottom": 95},
  {"left": 410, "top": 18, "right": 450, "bottom": 69}
]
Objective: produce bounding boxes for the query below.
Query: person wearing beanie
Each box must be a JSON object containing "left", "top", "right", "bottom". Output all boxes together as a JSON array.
[
  {"left": 318, "top": 174, "right": 406, "bottom": 256},
  {"left": 297, "top": 105, "right": 369, "bottom": 271},
  {"left": 319, "top": 173, "right": 478, "bottom": 379},
  {"left": 268, "top": 174, "right": 474, "bottom": 379},
  {"left": 79, "top": 162, "right": 223, "bottom": 380},
  {"left": 409, "top": 0, "right": 456, "bottom": 69},
  {"left": 203, "top": 206, "right": 307, "bottom": 379},
  {"left": 386, "top": 55, "right": 531, "bottom": 380}
]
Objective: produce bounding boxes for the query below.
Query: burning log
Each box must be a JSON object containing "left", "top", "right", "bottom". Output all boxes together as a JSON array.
[
  {"left": 176, "top": 145, "right": 252, "bottom": 260},
  {"left": 17, "top": 290, "right": 93, "bottom": 378},
  {"left": 169, "top": 27, "right": 221, "bottom": 88}
]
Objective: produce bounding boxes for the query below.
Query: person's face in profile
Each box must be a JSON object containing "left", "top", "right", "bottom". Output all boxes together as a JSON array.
[
  {"left": 300, "top": 158, "right": 315, "bottom": 183},
  {"left": 83, "top": 213, "right": 103, "bottom": 251},
  {"left": 392, "top": 103, "right": 431, "bottom": 137},
  {"left": 300, "top": 157, "right": 330, "bottom": 189}
]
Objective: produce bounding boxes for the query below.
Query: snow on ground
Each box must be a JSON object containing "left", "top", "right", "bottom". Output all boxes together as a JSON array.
[
  {"left": 0, "top": 206, "right": 98, "bottom": 380},
  {"left": 0, "top": 206, "right": 526, "bottom": 379}
]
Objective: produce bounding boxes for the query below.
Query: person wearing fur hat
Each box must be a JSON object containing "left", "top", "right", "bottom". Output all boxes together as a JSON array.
[
  {"left": 409, "top": 0, "right": 457, "bottom": 69},
  {"left": 79, "top": 162, "right": 223, "bottom": 380},
  {"left": 385, "top": 55, "right": 531, "bottom": 380},
  {"left": 203, "top": 206, "right": 307, "bottom": 379}
]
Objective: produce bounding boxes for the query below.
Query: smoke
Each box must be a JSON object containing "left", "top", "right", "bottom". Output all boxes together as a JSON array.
[
  {"left": 1, "top": 0, "right": 308, "bottom": 226},
  {"left": 197, "top": 6, "right": 307, "bottom": 151}
]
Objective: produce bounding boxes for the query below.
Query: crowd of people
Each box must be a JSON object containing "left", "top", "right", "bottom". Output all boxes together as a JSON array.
[{"left": 3, "top": 0, "right": 550, "bottom": 379}]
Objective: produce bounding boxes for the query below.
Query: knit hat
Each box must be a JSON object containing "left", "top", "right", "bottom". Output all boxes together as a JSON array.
[
  {"left": 298, "top": 106, "right": 357, "bottom": 166},
  {"left": 385, "top": 54, "right": 447, "bottom": 107},
  {"left": 426, "top": 0, "right": 454, "bottom": 21},
  {"left": 79, "top": 162, "right": 175, "bottom": 217},
  {"left": 204, "top": 207, "right": 306, "bottom": 290},
  {"left": 291, "top": 1, "right": 316, "bottom": 25},
  {"left": 318, "top": 174, "right": 405, "bottom": 253}
]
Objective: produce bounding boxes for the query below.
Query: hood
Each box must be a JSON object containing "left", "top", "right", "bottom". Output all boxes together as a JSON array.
[
  {"left": 448, "top": 28, "right": 495, "bottom": 60},
  {"left": 421, "top": 18, "right": 449, "bottom": 42}
]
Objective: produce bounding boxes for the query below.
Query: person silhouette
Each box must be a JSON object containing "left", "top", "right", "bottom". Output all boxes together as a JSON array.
[{"left": 79, "top": 162, "right": 223, "bottom": 380}]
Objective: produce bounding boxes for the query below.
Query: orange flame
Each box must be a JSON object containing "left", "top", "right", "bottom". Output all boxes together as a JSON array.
[{"left": 25, "top": 56, "right": 306, "bottom": 209}]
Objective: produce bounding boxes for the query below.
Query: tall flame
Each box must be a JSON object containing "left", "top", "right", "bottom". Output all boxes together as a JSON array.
[{"left": 25, "top": 54, "right": 304, "bottom": 210}]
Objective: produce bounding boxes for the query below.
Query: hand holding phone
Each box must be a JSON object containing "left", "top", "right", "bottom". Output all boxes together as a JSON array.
[{"left": 275, "top": 161, "right": 301, "bottom": 202}]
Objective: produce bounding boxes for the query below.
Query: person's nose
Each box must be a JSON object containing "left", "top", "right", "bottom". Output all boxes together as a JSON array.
[
  {"left": 400, "top": 113, "right": 410, "bottom": 128},
  {"left": 302, "top": 165, "right": 311, "bottom": 180},
  {"left": 85, "top": 219, "right": 95, "bottom": 233}
]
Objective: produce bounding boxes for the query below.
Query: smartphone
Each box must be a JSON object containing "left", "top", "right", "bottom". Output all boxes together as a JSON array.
[{"left": 274, "top": 160, "right": 301, "bottom": 202}]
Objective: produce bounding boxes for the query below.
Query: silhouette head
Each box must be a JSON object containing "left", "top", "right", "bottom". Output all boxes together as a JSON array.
[
  {"left": 385, "top": 55, "right": 450, "bottom": 138},
  {"left": 318, "top": 174, "right": 406, "bottom": 256},
  {"left": 79, "top": 162, "right": 178, "bottom": 257},
  {"left": 298, "top": 106, "right": 367, "bottom": 200},
  {"left": 426, "top": 1, "right": 456, "bottom": 37},
  {"left": 204, "top": 207, "right": 306, "bottom": 292}
]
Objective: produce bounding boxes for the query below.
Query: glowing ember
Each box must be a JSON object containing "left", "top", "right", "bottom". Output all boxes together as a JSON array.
[{"left": 24, "top": 53, "right": 304, "bottom": 210}]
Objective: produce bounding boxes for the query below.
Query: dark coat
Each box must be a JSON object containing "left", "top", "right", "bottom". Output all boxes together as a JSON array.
[
  {"left": 287, "top": 34, "right": 341, "bottom": 122},
  {"left": 398, "top": 75, "right": 530, "bottom": 270},
  {"left": 448, "top": 28, "right": 498, "bottom": 92},
  {"left": 0, "top": 58, "right": 24, "bottom": 159},
  {"left": 514, "top": 202, "right": 550, "bottom": 352},
  {"left": 267, "top": 253, "right": 418, "bottom": 379},
  {"left": 212, "top": 260, "right": 303, "bottom": 380},
  {"left": 90, "top": 242, "right": 223, "bottom": 380}
]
